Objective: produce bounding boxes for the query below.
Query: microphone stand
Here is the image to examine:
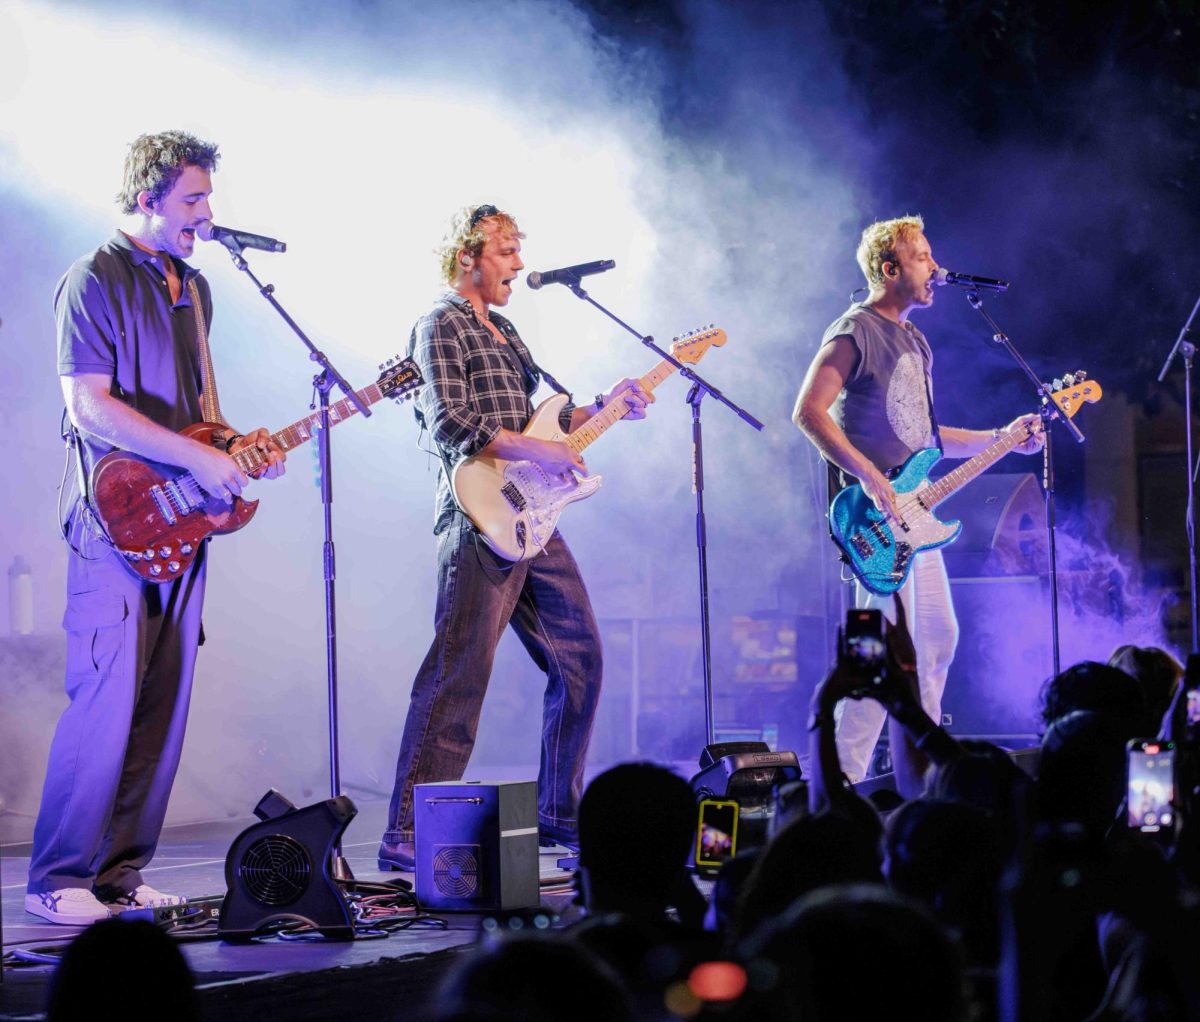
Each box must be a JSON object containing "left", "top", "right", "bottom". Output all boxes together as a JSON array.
[
  {"left": 217, "top": 238, "right": 369, "bottom": 881},
  {"left": 560, "top": 275, "right": 763, "bottom": 745},
  {"left": 1156, "top": 290, "right": 1200, "bottom": 654},
  {"left": 963, "top": 291, "right": 1083, "bottom": 676}
]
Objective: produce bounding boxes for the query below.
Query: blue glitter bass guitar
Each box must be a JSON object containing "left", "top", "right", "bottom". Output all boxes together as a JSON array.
[{"left": 829, "top": 372, "right": 1102, "bottom": 595}]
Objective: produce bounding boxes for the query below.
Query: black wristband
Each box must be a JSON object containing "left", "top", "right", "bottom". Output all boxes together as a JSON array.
[
  {"left": 594, "top": 393, "right": 605, "bottom": 411},
  {"left": 224, "top": 433, "right": 244, "bottom": 453}
]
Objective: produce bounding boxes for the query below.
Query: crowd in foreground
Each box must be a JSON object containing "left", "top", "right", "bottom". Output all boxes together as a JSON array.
[{"left": 41, "top": 606, "right": 1200, "bottom": 1021}]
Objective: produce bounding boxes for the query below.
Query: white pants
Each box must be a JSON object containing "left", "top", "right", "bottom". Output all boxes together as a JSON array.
[{"left": 834, "top": 548, "right": 959, "bottom": 782}]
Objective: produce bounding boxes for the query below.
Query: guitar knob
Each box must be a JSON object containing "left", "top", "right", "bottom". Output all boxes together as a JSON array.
[
  {"left": 149, "top": 563, "right": 163, "bottom": 576},
  {"left": 159, "top": 546, "right": 172, "bottom": 558},
  {"left": 168, "top": 561, "right": 181, "bottom": 572},
  {"left": 144, "top": 549, "right": 156, "bottom": 559},
  {"left": 181, "top": 543, "right": 193, "bottom": 555}
]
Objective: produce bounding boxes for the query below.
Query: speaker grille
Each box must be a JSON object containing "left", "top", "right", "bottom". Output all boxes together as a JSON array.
[
  {"left": 239, "top": 834, "right": 312, "bottom": 906},
  {"left": 432, "top": 844, "right": 481, "bottom": 899}
]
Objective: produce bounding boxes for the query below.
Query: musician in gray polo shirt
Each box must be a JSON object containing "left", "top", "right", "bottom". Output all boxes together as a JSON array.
[
  {"left": 26, "top": 131, "right": 286, "bottom": 925},
  {"left": 794, "top": 215, "right": 1042, "bottom": 788}
]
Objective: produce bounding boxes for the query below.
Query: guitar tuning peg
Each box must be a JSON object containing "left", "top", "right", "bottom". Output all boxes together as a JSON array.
[
  {"left": 1051, "top": 377, "right": 1063, "bottom": 391},
  {"left": 707, "top": 322, "right": 714, "bottom": 329},
  {"left": 378, "top": 363, "right": 385, "bottom": 371},
  {"left": 1076, "top": 369, "right": 1087, "bottom": 381}
]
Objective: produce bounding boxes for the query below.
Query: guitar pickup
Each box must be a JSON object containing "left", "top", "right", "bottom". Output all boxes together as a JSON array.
[
  {"left": 149, "top": 485, "right": 178, "bottom": 525},
  {"left": 850, "top": 532, "right": 873, "bottom": 558},
  {"left": 501, "top": 482, "right": 526, "bottom": 512}
]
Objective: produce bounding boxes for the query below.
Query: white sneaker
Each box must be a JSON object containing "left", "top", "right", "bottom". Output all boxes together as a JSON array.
[
  {"left": 104, "top": 884, "right": 185, "bottom": 913},
  {"left": 25, "top": 888, "right": 111, "bottom": 925}
]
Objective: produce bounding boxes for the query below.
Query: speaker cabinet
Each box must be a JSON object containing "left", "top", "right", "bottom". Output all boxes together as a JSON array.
[
  {"left": 941, "top": 576, "right": 1050, "bottom": 736},
  {"left": 414, "top": 780, "right": 539, "bottom": 912}
]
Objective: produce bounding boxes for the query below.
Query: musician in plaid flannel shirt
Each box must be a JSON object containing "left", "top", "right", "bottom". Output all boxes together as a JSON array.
[{"left": 379, "top": 205, "right": 653, "bottom": 869}]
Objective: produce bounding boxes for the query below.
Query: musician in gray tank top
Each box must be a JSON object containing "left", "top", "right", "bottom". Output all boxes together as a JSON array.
[
  {"left": 823, "top": 301, "right": 939, "bottom": 476},
  {"left": 794, "top": 215, "right": 1043, "bottom": 788}
]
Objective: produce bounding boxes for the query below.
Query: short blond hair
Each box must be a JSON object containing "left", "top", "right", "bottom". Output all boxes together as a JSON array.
[
  {"left": 856, "top": 215, "right": 926, "bottom": 288},
  {"left": 437, "top": 204, "right": 524, "bottom": 284}
]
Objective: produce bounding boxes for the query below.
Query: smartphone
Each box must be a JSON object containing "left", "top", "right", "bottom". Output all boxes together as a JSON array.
[
  {"left": 1185, "top": 653, "right": 1200, "bottom": 737},
  {"left": 695, "top": 799, "right": 739, "bottom": 871},
  {"left": 1126, "top": 739, "right": 1175, "bottom": 834},
  {"left": 843, "top": 608, "right": 886, "bottom": 674}
]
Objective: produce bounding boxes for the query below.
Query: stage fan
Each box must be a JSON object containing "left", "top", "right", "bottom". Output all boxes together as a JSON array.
[{"left": 218, "top": 790, "right": 356, "bottom": 941}]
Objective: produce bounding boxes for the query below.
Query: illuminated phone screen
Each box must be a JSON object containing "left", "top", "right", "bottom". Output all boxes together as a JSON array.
[
  {"left": 1126, "top": 741, "right": 1175, "bottom": 832},
  {"left": 696, "top": 799, "right": 739, "bottom": 867}
]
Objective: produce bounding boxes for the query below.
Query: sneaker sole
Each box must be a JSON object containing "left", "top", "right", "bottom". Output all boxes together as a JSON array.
[{"left": 24, "top": 894, "right": 110, "bottom": 926}]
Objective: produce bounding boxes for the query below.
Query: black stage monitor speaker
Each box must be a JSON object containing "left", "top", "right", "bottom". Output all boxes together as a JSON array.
[
  {"left": 414, "top": 780, "right": 539, "bottom": 912},
  {"left": 690, "top": 743, "right": 802, "bottom": 852},
  {"left": 218, "top": 790, "right": 356, "bottom": 942}
]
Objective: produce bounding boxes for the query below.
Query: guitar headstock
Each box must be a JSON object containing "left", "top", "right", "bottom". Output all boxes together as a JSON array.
[
  {"left": 1044, "top": 370, "right": 1102, "bottom": 419},
  {"left": 376, "top": 355, "right": 424, "bottom": 403},
  {"left": 669, "top": 325, "right": 727, "bottom": 365}
]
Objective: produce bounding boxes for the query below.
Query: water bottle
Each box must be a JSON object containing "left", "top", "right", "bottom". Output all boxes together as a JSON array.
[{"left": 8, "top": 555, "right": 33, "bottom": 635}]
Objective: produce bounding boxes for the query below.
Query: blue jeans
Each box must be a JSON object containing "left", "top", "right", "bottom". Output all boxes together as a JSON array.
[{"left": 381, "top": 514, "right": 603, "bottom": 845}]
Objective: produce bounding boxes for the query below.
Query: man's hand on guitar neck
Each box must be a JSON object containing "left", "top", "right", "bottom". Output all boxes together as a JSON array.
[
  {"left": 229, "top": 428, "right": 287, "bottom": 481},
  {"left": 1004, "top": 413, "right": 1045, "bottom": 455}
]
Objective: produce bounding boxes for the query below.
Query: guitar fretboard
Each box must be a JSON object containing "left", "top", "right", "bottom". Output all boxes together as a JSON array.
[
  {"left": 566, "top": 359, "right": 678, "bottom": 453},
  {"left": 923, "top": 429, "right": 1027, "bottom": 507},
  {"left": 230, "top": 383, "right": 384, "bottom": 473}
]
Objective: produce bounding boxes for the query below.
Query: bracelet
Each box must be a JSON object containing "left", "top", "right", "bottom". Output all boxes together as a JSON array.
[
  {"left": 991, "top": 427, "right": 1002, "bottom": 441},
  {"left": 224, "top": 433, "right": 244, "bottom": 453}
]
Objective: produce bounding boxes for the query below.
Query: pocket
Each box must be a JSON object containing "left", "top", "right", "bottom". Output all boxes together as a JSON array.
[{"left": 62, "top": 589, "right": 129, "bottom": 679}]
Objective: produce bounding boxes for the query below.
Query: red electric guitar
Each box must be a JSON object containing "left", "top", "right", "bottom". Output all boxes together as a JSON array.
[{"left": 90, "top": 356, "right": 421, "bottom": 582}]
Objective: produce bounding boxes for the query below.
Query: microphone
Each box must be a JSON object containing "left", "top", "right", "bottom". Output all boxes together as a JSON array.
[
  {"left": 933, "top": 268, "right": 1009, "bottom": 292},
  {"left": 526, "top": 259, "right": 615, "bottom": 290},
  {"left": 197, "top": 221, "right": 287, "bottom": 253}
]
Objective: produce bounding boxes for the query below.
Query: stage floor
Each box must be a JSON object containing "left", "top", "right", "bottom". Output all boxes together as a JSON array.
[{"left": 0, "top": 799, "right": 579, "bottom": 1021}]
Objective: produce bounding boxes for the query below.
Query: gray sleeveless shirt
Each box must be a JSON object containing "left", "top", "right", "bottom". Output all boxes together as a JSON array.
[{"left": 822, "top": 302, "right": 939, "bottom": 474}]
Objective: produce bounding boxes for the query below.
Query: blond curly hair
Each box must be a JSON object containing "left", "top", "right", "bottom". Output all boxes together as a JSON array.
[
  {"left": 856, "top": 215, "right": 926, "bottom": 288},
  {"left": 437, "top": 204, "right": 524, "bottom": 284}
]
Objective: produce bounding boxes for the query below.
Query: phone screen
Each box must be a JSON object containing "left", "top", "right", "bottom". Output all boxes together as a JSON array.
[
  {"left": 1126, "top": 740, "right": 1175, "bottom": 832},
  {"left": 844, "top": 608, "right": 885, "bottom": 667},
  {"left": 696, "top": 799, "right": 739, "bottom": 869},
  {"left": 1185, "top": 654, "right": 1200, "bottom": 729}
]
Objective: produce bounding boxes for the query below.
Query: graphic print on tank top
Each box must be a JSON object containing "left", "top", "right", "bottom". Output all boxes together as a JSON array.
[{"left": 886, "top": 350, "right": 934, "bottom": 451}]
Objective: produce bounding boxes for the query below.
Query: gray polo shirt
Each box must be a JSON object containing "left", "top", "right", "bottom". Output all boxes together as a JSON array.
[
  {"left": 56, "top": 231, "right": 211, "bottom": 516},
  {"left": 822, "top": 302, "right": 939, "bottom": 475}
]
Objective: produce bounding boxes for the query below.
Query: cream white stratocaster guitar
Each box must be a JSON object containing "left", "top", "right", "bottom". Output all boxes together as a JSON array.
[{"left": 451, "top": 326, "right": 728, "bottom": 561}]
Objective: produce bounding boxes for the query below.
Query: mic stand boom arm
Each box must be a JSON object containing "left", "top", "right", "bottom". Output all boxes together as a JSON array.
[
  {"left": 563, "top": 274, "right": 763, "bottom": 746},
  {"left": 964, "top": 290, "right": 1081, "bottom": 677},
  {"left": 219, "top": 240, "right": 369, "bottom": 881}
]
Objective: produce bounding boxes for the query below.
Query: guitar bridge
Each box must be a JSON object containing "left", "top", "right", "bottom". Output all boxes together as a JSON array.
[{"left": 501, "top": 481, "right": 526, "bottom": 512}]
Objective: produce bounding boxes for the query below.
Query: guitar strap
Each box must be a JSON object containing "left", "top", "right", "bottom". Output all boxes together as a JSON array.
[{"left": 187, "top": 277, "right": 229, "bottom": 426}]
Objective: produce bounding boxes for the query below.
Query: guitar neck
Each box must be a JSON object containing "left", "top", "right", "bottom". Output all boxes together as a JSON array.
[
  {"left": 565, "top": 358, "right": 678, "bottom": 454},
  {"left": 922, "top": 429, "right": 1028, "bottom": 507},
  {"left": 230, "top": 382, "right": 385, "bottom": 472}
]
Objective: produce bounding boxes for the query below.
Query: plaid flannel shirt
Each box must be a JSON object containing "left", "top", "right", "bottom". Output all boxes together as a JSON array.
[{"left": 410, "top": 291, "right": 575, "bottom": 532}]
